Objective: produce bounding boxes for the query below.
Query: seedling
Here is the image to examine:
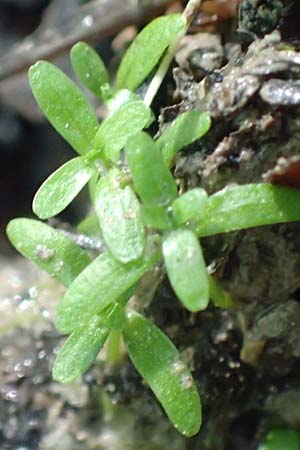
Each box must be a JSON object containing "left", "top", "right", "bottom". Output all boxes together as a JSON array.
[{"left": 6, "top": 3, "right": 300, "bottom": 437}]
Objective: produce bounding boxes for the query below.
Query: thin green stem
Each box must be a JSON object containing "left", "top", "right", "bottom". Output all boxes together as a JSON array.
[
  {"left": 144, "top": 0, "right": 203, "bottom": 107},
  {"left": 106, "top": 330, "right": 123, "bottom": 364}
]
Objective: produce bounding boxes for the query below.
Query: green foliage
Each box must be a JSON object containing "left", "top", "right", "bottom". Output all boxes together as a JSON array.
[
  {"left": 208, "top": 275, "right": 235, "bottom": 309},
  {"left": 77, "top": 214, "right": 100, "bottom": 236},
  {"left": 170, "top": 188, "right": 208, "bottom": 225},
  {"left": 258, "top": 429, "right": 300, "bottom": 450},
  {"left": 95, "top": 169, "right": 145, "bottom": 263},
  {"left": 70, "top": 41, "right": 112, "bottom": 101},
  {"left": 123, "top": 310, "right": 201, "bottom": 437},
  {"left": 29, "top": 61, "right": 99, "bottom": 155},
  {"left": 116, "top": 14, "right": 186, "bottom": 90},
  {"left": 6, "top": 218, "right": 91, "bottom": 286},
  {"left": 157, "top": 111, "right": 211, "bottom": 165},
  {"left": 163, "top": 229, "right": 209, "bottom": 312},
  {"left": 7, "top": 10, "right": 300, "bottom": 437},
  {"left": 56, "top": 236, "right": 161, "bottom": 333},
  {"left": 33, "top": 157, "right": 94, "bottom": 219},
  {"left": 196, "top": 183, "right": 300, "bottom": 237},
  {"left": 93, "top": 100, "right": 152, "bottom": 163},
  {"left": 53, "top": 314, "right": 110, "bottom": 383},
  {"left": 126, "top": 132, "right": 178, "bottom": 207}
]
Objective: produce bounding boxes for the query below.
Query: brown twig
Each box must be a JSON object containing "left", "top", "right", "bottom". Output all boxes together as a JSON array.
[{"left": 0, "top": 0, "right": 176, "bottom": 82}]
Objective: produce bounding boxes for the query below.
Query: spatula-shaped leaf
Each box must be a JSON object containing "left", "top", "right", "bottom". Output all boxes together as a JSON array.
[
  {"left": 157, "top": 111, "right": 211, "bottom": 165},
  {"left": 170, "top": 188, "right": 208, "bottom": 226},
  {"left": 95, "top": 169, "right": 145, "bottom": 263},
  {"left": 56, "top": 236, "right": 161, "bottom": 333},
  {"left": 258, "top": 429, "right": 300, "bottom": 450},
  {"left": 53, "top": 314, "right": 110, "bottom": 383},
  {"left": 93, "top": 100, "right": 151, "bottom": 162},
  {"left": 123, "top": 310, "right": 201, "bottom": 437},
  {"left": 196, "top": 184, "right": 300, "bottom": 237},
  {"left": 163, "top": 229, "right": 209, "bottom": 312},
  {"left": 126, "top": 132, "right": 178, "bottom": 207},
  {"left": 208, "top": 275, "right": 235, "bottom": 309},
  {"left": 116, "top": 14, "right": 186, "bottom": 91},
  {"left": 29, "top": 61, "right": 99, "bottom": 155},
  {"left": 70, "top": 42, "right": 112, "bottom": 101},
  {"left": 6, "top": 219, "right": 91, "bottom": 286},
  {"left": 33, "top": 157, "right": 94, "bottom": 219}
]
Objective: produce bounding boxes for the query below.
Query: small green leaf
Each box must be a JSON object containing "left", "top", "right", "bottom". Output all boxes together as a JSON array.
[
  {"left": 171, "top": 188, "right": 208, "bottom": 225},
  {"left": 208, "top": 275, "right": 235, "bottom": 309},
  {"left": 29, "top": 61, "right": 99, "bottom": 155},
  {"left": 95, "top": 169, "right": 145, "bottom": 263},
  {"left": 163, "top": 229, "right": 209, "bottom": 312},
  {"left": 197, "top": 184, "right": 300, "bottom": 237},
  {"left": 157, "top": 111, "right": 211, "bottom": 165},
  {"left": 33, "top": 157, "right": 94, "bottom": 219},
  {"left": 6, "top": 219, "right": 91, "bottom": 286},
  {"left": 116, "top": 14, "right": 186, "bottom": 91},
  {"left": 70, "top": 42, "right": 112, "bottom": 101},
  {"left": 258, "top": 429, "right": 300, "bottom": 450},
  {"left": 56, "top": 236, "right": 161, "bottom": 333},
  {"left": 77, "top": 214, "right": 100, "bottom": 236},
  {"left": 123, "top": 310, "right": 201, "bottom": 437},
  {"left": 93, "top": 100, "right": 151, "bottom": 162},
  {"left": 53, "top": 314, "right": 110, "bottom": 383},
  {"left": 126, "top": 132, "right": 178, "bottom": 207}
]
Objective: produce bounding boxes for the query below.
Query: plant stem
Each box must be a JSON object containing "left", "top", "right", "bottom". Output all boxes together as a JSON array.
[
  {"left": 106, "top": 330, "right": 123, "bottom": 364},
  {"left": 143, "top": 0, "right": 203, "bottom": 107}
]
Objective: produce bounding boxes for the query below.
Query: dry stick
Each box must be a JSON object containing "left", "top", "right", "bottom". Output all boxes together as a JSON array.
[
  {"left": 0, "top": 0, "right": 176, "bottom": 82},
  {"left": 144, "top": 0, "right": 203, "bottom": 107}
]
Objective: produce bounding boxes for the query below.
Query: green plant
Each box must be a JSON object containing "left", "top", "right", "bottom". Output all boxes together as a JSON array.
[
  {"left": 258, "top": 429, "right": 300, "bottom": 450},
  {"left": 6, "top": 3, "right": 300, "bottom": 438}
]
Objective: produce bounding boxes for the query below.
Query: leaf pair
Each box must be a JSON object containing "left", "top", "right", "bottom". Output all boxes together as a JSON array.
[
  {"left": 7, "top": 218, "right": 199, "bottom": 435},
  {"left": 125, "top": 132, "right": 210, "bottom": 312},
  {"left": 31, "top": 94, "right": 150, "bottom": 219},
  {"left": 162, "top": 183, "right": 300, "bottom": 312},
  {"left": 72, "top": 14, "right": 186, "bottom": 101},
  {"left": 124, "top": 108, "right": 211, "bottom": 228},
  {"left": 54, "top": 307, "right": 202, "bottom": 438}
]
